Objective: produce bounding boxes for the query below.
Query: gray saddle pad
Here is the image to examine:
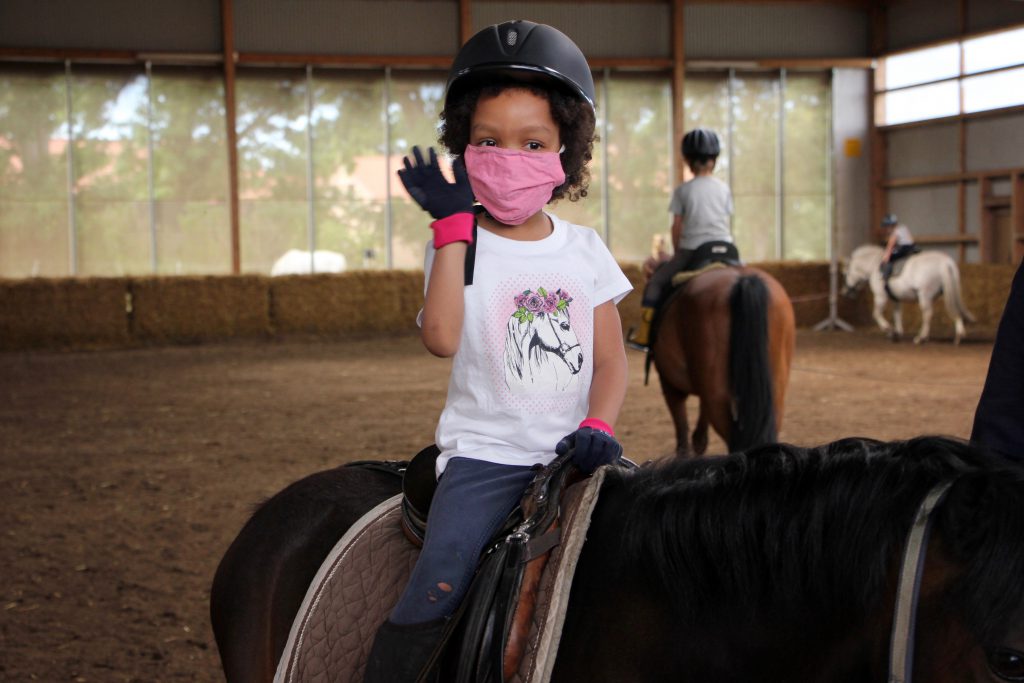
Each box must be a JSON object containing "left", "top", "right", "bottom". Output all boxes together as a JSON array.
[
  {"left": 273, "top": 494, "right": 417, "bottom": 683},
  {"left": 274, "top": 470, "right": 607, "bottom": 683}
]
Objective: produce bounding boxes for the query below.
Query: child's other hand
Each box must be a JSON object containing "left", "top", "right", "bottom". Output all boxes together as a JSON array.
[
  {"left": 397, "top": 146, "right": 474, "bottom": 220},
  {"left": 555, "top": 427, "right": 623, "bottom": 474}
]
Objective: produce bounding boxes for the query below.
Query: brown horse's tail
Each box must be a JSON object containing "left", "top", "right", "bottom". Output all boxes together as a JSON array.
[{"left": 728, "top": 274, "right": 778, "bottom": 452}]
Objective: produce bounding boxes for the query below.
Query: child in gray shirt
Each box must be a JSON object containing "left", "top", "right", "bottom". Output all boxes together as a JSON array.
[{"left": 628, "top": 128, "right": 733, "bottom": 350}]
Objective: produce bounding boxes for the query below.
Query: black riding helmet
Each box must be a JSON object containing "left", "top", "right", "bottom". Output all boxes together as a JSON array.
[
  {"left": 682, "top": 128, "right": 721, "bottom": 158},
  {"left": 881, "top": 214, "right": 898, "bottom": 227},
  {"left": 445, "top": 20, "right": 596, "bottom": 112}
]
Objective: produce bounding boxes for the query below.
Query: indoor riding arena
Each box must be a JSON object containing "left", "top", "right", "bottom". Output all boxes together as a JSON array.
[{"left": 2, "top": 1, "right": 1023, "bottom": 682}]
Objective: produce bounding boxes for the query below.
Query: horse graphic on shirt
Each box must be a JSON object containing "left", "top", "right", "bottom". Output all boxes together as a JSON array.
[{"left": 504, "top": 288, "right": 583, "bottom": 393}]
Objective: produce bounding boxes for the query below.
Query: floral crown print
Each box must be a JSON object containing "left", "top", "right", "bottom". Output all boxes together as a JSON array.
[{"left": 512, "top": 287, "right": 573, "bottom": 323}]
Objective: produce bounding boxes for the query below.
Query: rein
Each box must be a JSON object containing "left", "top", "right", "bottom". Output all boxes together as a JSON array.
[{"left": 888, "top": 481, "right": 955, "bottom": 683}]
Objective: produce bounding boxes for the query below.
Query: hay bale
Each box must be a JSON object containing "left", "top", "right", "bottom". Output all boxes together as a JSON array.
[
  {"left": 754, "top": 261, "right": 831, "bottom": 327},
  {"left": 270, "top": 271, "right": 425, "bottom": 337},
  {"left": 962, "top": 264, "right": 1015, "bottom": 333},
  {"left": 130, "top": 276, "right": 270, "bottom": 344},
  {"left": 617, "top": 260, "right": 867, "bottom": 330},
  {"left": 0, "top": 277, "right": 130, "bottom": 351},
  {"left": 617, "top": 263, "right": 646, "bottom": 335}
]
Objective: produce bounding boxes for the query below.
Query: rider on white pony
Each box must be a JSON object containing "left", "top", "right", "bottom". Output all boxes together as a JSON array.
[
  {"left": 844, "top": 243, "right": 974, "bottom": 345},
  {"left": 879, "top": 214, "right": 918, "bottom": 281}
]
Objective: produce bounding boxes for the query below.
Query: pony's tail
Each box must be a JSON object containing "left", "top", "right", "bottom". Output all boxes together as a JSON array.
[
  {"left": 943, "top": 261, "right": 976, "bottom": 323},
  {"left": 728, "top": 274, "right": 777, "bottom": 452}
]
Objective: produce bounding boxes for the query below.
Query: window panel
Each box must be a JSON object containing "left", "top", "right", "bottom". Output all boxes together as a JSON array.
[
  {"left": 151, "top": 66, "right": 230, "bottom": 274},
  {"left": 733, "top": 195, "right": 776, "bottom": 262},
  {"left": 387, "top": 71, "right": 447, "bottom": 269},
  {"left": 783, "top": 72, "right": 829, "bottom": 260},
  {"left": 682, "top": 73, "right": 731, "bottom": 183},
  {"left": 71, "top": 65, "right": 151, "bottom": 275},
  {"left": 312, "top": 70, "right": 386, "bottom": 270},
  {"left": 236, "top": 68, "right": 309, "bottom": 274},
  {"left": 76, "top": 199, "right": 151, "bottom": 276},
  {"left": 881, "top": 80, "right": 959, "bottom": 126},
  {"left": 606, "top": 73, "right": 672, "bottom": 263},
  {"left": 962, "top": 67, "right": 1024, "bottom": 114},
  {"left": 884, "top": 43, "right": 960, "bottom": 90},
  {"left": 731, "top": 72, "right": 779, "bottom": 259},
  {"left": 0, "top": 65, "right": 71, "bottom": 277},
  {"left": 963, "top": 27, "right": 1024, "bottom": 75}
]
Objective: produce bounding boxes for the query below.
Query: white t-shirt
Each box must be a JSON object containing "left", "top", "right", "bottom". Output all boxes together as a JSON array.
[
  {"left": 893, "top": 224, "right": 914, "bottom": 246},
  {"left": 668, "top": 175, "right": 734, "bottom": 250},
  {"left": 419, "top": 212, "right": 633, "bottom": 475}
]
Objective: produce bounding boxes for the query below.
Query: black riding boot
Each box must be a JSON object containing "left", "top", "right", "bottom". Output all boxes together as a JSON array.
[{"left": 363, "top": 618, "right": 445, "bottom": 683}]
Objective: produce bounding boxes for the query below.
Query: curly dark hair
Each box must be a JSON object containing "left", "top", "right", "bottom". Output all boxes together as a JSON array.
[{"left": 439, "top": 78, "right": 597, "bottom": 202}]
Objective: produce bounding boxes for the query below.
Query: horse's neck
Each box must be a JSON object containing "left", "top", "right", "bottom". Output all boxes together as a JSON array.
[{"left": 858, "top": 247, "right": 884, "bottom": 269}]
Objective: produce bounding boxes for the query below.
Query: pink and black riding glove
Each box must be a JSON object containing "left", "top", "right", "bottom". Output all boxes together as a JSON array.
[
  {"left": 556, "top": 419, "right": 623, "bottom": 474},
  {"left": 397, "top": 146, "right": 475, "bottom": 248}
]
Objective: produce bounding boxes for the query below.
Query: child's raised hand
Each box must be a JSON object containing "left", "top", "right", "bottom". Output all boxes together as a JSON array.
[{"left": 397, "top": 146, "right": 474, "bottom": 220}]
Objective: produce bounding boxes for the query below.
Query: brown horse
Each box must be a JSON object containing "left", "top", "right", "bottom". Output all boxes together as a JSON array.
[
  {"left": 652, "top": 266, "right": 795, "bottom": 456},
  {"left": 211, "top": 436, "right": 1024, "bottom": 682}
]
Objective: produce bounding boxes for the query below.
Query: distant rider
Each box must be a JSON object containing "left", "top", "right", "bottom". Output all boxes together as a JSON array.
[
  {"left": 627, "top": 128, "right": 734, "bottom": 351},
  {"left": 880, "top": 214, "right": 917, "bottom": 281}
]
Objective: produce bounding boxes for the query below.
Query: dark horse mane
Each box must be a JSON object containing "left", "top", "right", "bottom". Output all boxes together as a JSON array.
[{"left": 603, "top": 436, "right": 1024, "bottom": 644}]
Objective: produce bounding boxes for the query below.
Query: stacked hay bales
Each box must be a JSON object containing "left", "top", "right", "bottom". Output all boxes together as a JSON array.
[
  {"left": 130, "top": 276, "right": 270, "bottom": 345},
  {"left": 0, "top": 262, "right": 1014, "bottom": 351},
  {"left": 618, "top": 260, "right": 875, "bottom": 330},
  {"left": 0, "top": 278, "right": 130, "bottom": 351},
  {"left": 270, "top": 271, "right": 424, "bottom": 338}
]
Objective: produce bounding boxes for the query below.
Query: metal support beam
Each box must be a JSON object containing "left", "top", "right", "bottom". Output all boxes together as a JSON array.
[
  {"left": 64, "top": 60, "right": 77, "bottom": 276},
  {"left": 305, "top": 63, "right": 316, "bottom": 271},
  {"left": 222, "top": 0, "right": 241, "bottom": 273},
  {"left": 601, "top": 68, "right": 610, "bottom": 246},
  {"left": 776, "top": 68, "right": 785, "bottom": 260},
  {"left": 814, "top": 68, "right": 853, "bottom": 333},
  {"left": 146, "top": 61, "right": 158, "bottom": 273},
  {"left": 458, "top": 0, "right": 473, "bottom": 46},
  {"left": 671, "top": 0, "right": 686, "bottom": 185},
  {"left": 384, "top": 66, "right": 393, "bottom": 269}
]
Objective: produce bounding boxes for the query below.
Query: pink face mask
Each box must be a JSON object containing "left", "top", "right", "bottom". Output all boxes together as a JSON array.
[{"left": 463, "top": 145, "right": 566, "bottom": 225}]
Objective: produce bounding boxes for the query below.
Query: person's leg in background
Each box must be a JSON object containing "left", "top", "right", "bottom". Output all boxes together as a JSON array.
[{"left": 629, "top": 250, "right": 691, "bottom": 350}]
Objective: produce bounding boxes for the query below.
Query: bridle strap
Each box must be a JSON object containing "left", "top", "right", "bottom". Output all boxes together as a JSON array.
[{"left": 888, "top": 481, "right": 954, "bottom": 683}]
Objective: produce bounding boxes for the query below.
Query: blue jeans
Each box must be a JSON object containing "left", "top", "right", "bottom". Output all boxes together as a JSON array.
[{"left": 389, "top": 457, "right": 536, "bottom": 625}]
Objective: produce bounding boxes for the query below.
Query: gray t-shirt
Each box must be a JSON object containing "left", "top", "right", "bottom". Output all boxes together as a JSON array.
[{"left": 668, "top": 176, "right": 734, "bottom": 250}]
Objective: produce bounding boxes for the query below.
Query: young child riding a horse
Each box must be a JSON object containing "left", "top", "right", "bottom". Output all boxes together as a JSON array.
[
  {"left": 363, "top": 20, "right": 632, "bottom": 683},
  {"left": 628, "top": 127, "right": 734, "bottom": 351},
  {"left": 879, "top": 213, "right": 918, "bottom": 281}
]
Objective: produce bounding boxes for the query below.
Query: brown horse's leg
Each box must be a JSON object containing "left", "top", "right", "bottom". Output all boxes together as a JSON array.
[
  {"left": 659, "top": 380, "right": 692, "bottom": 457},
  {"left": 692, "top": 413, "right": 709, "bottom": 455}
]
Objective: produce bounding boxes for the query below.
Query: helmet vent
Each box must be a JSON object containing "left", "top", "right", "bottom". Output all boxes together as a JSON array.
[{"left": 506, "top": 29, "right": 518, "bottom": 46}]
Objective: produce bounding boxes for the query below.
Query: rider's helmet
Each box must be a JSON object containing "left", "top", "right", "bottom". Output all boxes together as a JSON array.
[
  {"left": 444, "top": 20, "right": 596, "bottom": 112},
  {"left": 881, "top": 213, "right": 899, "bottom": 228},
  {"left": 682, "top": 128, "right": 721, "bottom": 159}
]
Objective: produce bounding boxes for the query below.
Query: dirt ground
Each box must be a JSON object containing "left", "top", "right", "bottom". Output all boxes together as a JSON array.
[{"left": 0, "top": 329, "right": 996, "bottom": 682}]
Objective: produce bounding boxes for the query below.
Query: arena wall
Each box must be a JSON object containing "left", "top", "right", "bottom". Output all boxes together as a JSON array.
[{"left": 0, "top": 263, "right": 1014, "bottom": 351}]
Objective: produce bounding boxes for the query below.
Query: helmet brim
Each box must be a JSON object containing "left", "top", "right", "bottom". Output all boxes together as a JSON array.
[{"left": 445, "top": 64, "right": 596, "bottom": 113}]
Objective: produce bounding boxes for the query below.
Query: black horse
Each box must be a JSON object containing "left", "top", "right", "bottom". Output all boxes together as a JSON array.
[{"left": 211, "top": 437, "right": 1024, "bottom": 682}]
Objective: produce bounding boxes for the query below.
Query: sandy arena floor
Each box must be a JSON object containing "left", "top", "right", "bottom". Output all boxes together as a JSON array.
[{"left": 0, "top": 329, "right": 996, "bottom": 681}]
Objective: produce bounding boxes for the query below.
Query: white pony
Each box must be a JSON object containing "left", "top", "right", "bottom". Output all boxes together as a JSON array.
[
  {"left": 270, "top": 249, "right": 347, "bottom": 276},
  {"left": 504, "top": 289, "right": 582, "bottom": 393},
  {"left": 843, "top": 244, "right": 975, "bottom": 345}
]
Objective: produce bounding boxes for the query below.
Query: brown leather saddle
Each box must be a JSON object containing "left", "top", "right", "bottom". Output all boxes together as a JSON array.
[
  {"left": 402, "top": 446, "right": 583, "bottom": 682},
  {"left": 273, "top": 453, "right": 616, "bottom": 683}
]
